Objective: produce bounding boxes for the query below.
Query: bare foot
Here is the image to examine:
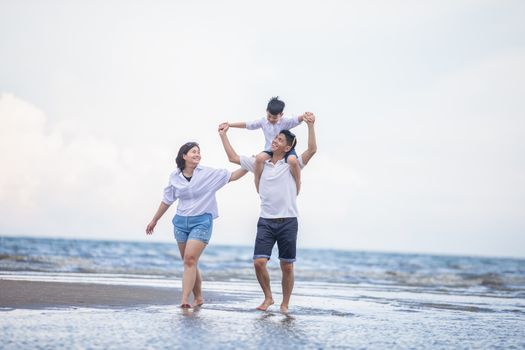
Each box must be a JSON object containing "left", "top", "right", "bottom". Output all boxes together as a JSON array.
[
  {"left": 280, "top": 304, "right": 289, "bottom": 314},
  {"left": 192, "top": 298, "right": 204, "bottom": 308},
  {"left": 256, "top": 299, "right": 274, "bottom": 311},
  {"left": 180, "top": 298, "right": 191, "bottom": 308}
]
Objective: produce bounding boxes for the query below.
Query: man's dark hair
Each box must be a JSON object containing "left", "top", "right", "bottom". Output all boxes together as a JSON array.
[
  {"left": 267, "top": 96, "right": 285, "bottom": 115},
  {"left": 280, "top": 129, "right": 297, "bottom": 149},
  {"left": 175, "top": 142, "right": 199, "bottom": 171}
]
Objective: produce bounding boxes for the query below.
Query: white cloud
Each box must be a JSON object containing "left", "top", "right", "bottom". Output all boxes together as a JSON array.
[
  {"left": 1, "top": 1, "right": 524, "bottom": 257},
  {"left": 0, "top": 93, "right": 168, "bottom": 238}
]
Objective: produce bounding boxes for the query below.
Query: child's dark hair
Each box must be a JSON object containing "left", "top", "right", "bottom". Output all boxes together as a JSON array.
[
  {"left": 267, "top": 96, "right": 285, "bottom": 115},
  {"left": 176, "top": 142, "right": 199, "bottom": 171},
  {"left": 280, "top": 129, "right": 297, "bottom": 149}
]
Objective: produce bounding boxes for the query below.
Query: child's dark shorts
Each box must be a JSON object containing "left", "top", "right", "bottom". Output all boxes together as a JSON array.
[{"left": 263, "top": 148, "right": 298, "bottom": 162}]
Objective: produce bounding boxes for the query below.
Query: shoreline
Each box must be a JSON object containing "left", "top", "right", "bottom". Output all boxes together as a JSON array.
[{"left": 0, "top": 279, "right": 199, "bottom": 310}]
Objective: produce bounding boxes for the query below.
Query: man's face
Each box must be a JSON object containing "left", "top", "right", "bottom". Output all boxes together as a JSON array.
[
  {"left": 266, "top": 112, "right": 283, "bottom": 124},
  {"left": 271, "top": 133, "right": 291, "bottom": 153}
]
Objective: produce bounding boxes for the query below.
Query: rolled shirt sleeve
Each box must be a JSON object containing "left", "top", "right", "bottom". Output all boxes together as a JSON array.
[
  {"left": 205, "top": 168, "right": 231, "bottom": 192},
  {"left": 280, "top": 115, "right": 302, "bottom": 130},
  {"left": 245, "top": 117, "right": 264, "bottom": 130},
  {"left": 298, "top": 155, "right": 305, "bottom": 169},
  {"left": 240, "top": 155, "right": 256, "bottom": 173},
  {"left": 162, "top": 175, "right": 177, "bottom": 205}
]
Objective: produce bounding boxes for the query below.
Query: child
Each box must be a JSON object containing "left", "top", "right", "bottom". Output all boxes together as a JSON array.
[{"left": 220, "top": 96, "right": 305, "bottom": 194}]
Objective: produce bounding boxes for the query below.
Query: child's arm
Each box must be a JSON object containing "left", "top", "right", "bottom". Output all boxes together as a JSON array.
[
  {"left": 228, "top": 122, "right": 247, "bottom": 128},
  {"left": 282, "top": 114, "right": 305, "bottom": 130},
  {"left": 220, "top": 117, "right": 264, "bottom": 131},
  {"left": 219, "top": 121, "right": 246, "bottom": 129},
  {"left": 303, "top": 112, "right": 315, "bottom": 123},
  {"left": 291, "top": 112, "right": 315, "bottom": 127}
]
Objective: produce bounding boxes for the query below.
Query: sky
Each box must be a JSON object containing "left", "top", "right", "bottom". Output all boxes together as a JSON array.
[{"left": 1, "top": 0, "right": 524, "bottom": 258}]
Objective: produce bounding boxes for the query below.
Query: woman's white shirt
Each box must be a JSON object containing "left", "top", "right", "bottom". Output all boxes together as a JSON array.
[{"left": 162, "top": 165, "right": 231, "bottom": 219}]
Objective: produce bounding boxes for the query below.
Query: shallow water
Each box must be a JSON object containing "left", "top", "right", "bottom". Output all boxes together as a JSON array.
[
  {"left": 1, "top": 275, "right": 524, "bottom": 349},
  {"left": 1, "top": 236, "right": 524, "bottom": 349}
]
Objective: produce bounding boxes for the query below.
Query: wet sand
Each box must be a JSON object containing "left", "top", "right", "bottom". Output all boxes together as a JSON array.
[
  {"left": 2, "top": 278, "right": 524, "bottom": 349},
  {"left": 0, "top": 279, "right": 187, "bottom": 309}
]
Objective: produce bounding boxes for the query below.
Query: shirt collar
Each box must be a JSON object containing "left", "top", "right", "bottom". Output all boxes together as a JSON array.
[
  {"left": 176, "top": 164, "right": 203, "bottom": 175},
  {"left": 264, "top": 118, "right": 281, "bottom": 126},
  {"left": 265, "top": 158, "right": 285, "bottom": 166}
]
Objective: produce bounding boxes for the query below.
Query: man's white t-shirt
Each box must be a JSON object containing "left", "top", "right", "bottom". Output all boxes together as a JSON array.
[{"left": 240, "top": 155, "right": 305, "bottom": 218}]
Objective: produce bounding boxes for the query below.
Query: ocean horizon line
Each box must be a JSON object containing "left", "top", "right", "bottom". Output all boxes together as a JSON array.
[{"left": 1, "top": 234, "right": 523, "bottom": 261}]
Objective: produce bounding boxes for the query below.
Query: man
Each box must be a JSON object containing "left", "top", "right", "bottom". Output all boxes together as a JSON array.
[{"left": 219, "top": 112, "right": 317, "bottom": 313}]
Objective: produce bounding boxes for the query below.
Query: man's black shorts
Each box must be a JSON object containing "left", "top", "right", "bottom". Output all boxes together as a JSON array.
[{"left": 253, "top": 217, "right": 298, "bottom": 263}]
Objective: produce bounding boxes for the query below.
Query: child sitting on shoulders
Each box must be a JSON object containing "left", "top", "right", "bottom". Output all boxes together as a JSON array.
[{"left": 220, "top": 96, "right": 305, "bottom": 194}]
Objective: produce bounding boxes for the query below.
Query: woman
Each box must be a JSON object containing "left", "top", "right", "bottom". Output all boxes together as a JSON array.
[{"left": 146, "top": 141, "right": 247, "bottom": 308}]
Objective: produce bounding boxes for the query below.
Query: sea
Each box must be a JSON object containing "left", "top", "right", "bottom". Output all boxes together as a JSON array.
[{"left": 1, "top": 236, "right": 524, "bottom": 349}]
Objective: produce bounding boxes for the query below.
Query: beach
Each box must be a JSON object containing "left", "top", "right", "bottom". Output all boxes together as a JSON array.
[
  {"left": 0, "top": 279, "right": 184, "bottom": 309},
  {"left": 1, "top": 236, "right": 524, "bottom": 349},
  {"left": 2, "top": 275, "right": 524, "bottom": 349}
]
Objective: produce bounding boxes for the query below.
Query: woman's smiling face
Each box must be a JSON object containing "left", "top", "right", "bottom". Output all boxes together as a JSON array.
[{"left": 183, "top": 146, "right": 201, "bottom": 166}]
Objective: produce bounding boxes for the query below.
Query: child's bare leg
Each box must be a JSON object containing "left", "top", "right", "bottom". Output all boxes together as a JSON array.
[
  {"left": 287, "top": 155, "right": 301, "bottom": 195},
  {"left": 254, "top": 152, "right": 271, "bottom": 193}
]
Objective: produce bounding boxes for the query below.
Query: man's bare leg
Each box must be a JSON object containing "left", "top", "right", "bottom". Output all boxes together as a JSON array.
[
  {"left": 280, "top": 260, "right": 294, "bottom": 314},
  {"left": 254, "top": 258, "right": 274, "bottom": 311}
]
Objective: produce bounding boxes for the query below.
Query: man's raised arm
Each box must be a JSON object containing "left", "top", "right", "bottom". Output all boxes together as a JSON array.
[
  {"left": 300, "top": 112, "right": 317, "bottom": 166},
  {"left": 219, "top": 124, "right": 241, "bottom": 165}
]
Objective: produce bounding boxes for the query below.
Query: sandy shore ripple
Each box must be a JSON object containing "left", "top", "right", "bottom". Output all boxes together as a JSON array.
[{"left": 0, "top": 279, "right": 186, "bottom": 309}]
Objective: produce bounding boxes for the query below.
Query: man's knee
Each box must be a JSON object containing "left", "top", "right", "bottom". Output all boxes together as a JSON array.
[
  {"left": 280, "top": 261, "right": 294, "bottom": 274},
  {"left": 254, "top": 258, "right": 268, "bottom": 270}
]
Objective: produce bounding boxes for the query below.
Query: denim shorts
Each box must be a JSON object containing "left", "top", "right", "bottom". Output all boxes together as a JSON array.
[
  {"left": 172, "top": 213, "right": 213, "bottom": 244},
  {"left": 253, "top": 217, "right": 298, "bottom": 263}
]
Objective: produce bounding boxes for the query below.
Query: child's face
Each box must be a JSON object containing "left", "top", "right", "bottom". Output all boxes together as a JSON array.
[{"left": 266, "top": 112, "right": 283, "bottom": 124}]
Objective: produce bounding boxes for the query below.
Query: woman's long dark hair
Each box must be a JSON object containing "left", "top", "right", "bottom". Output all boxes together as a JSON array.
[{"left": 176, "top": 142, "right": 200, "bottom": 171}]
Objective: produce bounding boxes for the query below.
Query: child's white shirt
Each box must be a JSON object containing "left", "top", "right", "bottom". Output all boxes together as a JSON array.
[{"left": 245, "top": 115, "right": 302, "bottom": 151}]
